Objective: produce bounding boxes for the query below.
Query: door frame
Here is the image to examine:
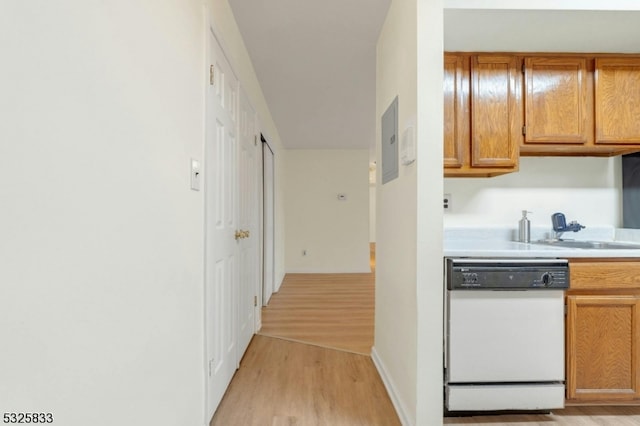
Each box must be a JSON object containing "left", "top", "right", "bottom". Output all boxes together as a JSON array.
[{"left": 261, "top": 135, "right": 275, "bottom": 307}]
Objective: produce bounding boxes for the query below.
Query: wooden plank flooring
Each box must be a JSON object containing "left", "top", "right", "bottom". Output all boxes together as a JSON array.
[
  {"left": 210, "top": 334, "right": 401, "bottom": 426},
  {"left": 214, "top": 246, "right": 640, "bottom": 425},
  {"left": 259, "top": 273, "right": 374, "bottom": 355},
  {"left": 444, "top": 405, "right": 640, "bottom": 425}
]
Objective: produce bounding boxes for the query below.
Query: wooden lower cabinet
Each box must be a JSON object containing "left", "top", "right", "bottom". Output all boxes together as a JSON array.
[{"left": 566, "top": 294, "right": 640, "bottom": 402}]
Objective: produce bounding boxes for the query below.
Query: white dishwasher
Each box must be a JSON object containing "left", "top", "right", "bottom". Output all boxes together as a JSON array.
[{"left": 444, "top": 258, "right": 569, "bottom": 413}]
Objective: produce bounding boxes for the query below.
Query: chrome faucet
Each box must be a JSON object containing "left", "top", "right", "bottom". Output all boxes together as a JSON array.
[{"left": 551, "top": 212, "right": 585, "bottom": 240}]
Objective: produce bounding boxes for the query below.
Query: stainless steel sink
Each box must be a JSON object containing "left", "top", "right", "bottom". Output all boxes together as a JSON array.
[{"left": 534, "top": 239, "right": 640, "bottom": 250}]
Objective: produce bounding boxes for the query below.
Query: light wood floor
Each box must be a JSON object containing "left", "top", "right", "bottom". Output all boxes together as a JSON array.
[
  {"left": 259, "top": 272, "right": 374, "bottom": 355},
  {"left": 213, "top": 245, "right": 640, "bottom": 425},
  {"left": 444, "top": 405, "right": 640, "bottom": 425},
  {"left": 210, "top": 334, "right": 401, "bottom": 426}
]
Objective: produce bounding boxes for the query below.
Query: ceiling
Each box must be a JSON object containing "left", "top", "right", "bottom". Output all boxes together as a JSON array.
[
  {"left": 228, "top": 3, "right": 640, "bottom": 152},
  {"left": 228, "top": 0, "right": 390, "bottom": 151}
]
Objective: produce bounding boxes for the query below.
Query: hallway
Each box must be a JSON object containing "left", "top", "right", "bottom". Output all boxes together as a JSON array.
[
  {"left": 210, "top": 334, "right": 401, "bottom": 425},
  {"left": 209, "top": 260, "right": 402, "bottom": 425},
  {"left": 259, "top": 273, "right": 375, "bottom": 355}
]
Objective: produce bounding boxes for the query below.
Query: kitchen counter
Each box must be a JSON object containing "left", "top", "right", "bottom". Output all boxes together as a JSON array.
[
  {"left": 444, "top": 239, "right": 640, "bottom": 258},
  {"left": 444, "top": 226, "right": 640, "bottom": 258}
]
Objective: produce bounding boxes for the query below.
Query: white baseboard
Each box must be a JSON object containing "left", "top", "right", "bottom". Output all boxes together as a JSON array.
[{"left": 371, "top": 347, "right": 413, "bottom": 426}]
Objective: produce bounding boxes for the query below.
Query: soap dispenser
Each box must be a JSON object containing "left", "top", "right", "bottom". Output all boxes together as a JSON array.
[{"left": 518, "top": 210, "right": 531, "bottom": 243}]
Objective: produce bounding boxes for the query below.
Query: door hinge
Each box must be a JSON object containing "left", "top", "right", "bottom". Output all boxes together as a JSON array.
[
  {"left": 254, "top": 135, "right": 257, "bottom": 146},
  {"left": 522, "top": 125, "right": 527, "bottom": 135},
  {"left": 254, "top": 296, "right": 258, "bottom": 307},
  {"left": 209, "top": 65, "right": 215, "bottom": 86}
]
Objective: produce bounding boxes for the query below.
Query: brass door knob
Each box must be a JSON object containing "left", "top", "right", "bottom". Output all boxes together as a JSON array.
[{"left": 235, "top": 230, "right": 250, "bottom": 240}]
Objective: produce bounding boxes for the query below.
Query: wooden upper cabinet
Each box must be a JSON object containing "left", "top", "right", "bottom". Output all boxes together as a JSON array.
[
  {"left": 523, "top": 57, "right": 591, "bottom": 145},
  {"left": 596, "top": 57, "right": 640, "bottom": 144},
  {"left": 470, "top": 55, "right": 521, "bottom": 168},
  {"left": 443, "top": 53, "right": 466, "bottom": 169}
]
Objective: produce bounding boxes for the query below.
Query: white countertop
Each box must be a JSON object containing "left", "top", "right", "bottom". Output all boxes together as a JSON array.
[
  {"left": 444, "top": 226, "right": 640, "bottom": 258},
  {"left": 444, "top": 239, "right": 640, "bottom": 258}
]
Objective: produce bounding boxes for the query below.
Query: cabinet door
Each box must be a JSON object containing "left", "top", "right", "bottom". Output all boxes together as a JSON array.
[
  {"left": 524, "top": 57, "right": 590, "bottom": 144},
  {"left": 444, "top": 54, "right": 467, "bottom": 169},
  {"left": 595, "top": 58, "right": 640, "bottom": 144},
  {"left": 566, "top": 294, "right": 640, "bottom": 401},
  {"left": 471, "top": 55, "right": 521, "bottom": 168}
]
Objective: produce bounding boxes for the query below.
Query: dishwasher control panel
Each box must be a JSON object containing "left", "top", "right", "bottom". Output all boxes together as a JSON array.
[{"left": 446, "top": 258, "right": 569, "bottom": 290}]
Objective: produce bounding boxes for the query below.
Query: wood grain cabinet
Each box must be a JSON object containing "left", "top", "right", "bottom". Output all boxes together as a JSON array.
[
  {"left": 444, "top": 52, "right": 640, "bottom": 167},
  {"left": 443, "top": 53, "right": 466, "bottom": 169},
  {"left": 522, "top": 57, "right": 592, "bottom": 149},
  {"left": 595, "top": 57, "right": 640, "bottom": 145},
  {"left": 519, "top": 55, "right": 640, "bottom": 156},
  {"left": 443, "top": 53, "right": 520, "bottom": 177},
  {"left": 566, "top": 260, "right": 640, "bottom": 404}
]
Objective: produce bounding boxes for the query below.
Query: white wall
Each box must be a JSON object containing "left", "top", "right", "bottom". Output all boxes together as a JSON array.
[
  {"left": 444, "top": 157, "right": 622, "bottom": 229},
  {"left": 416, "top": 0, "right": 445, "bottom": 424},
  {"left": 1, "top": 1, "right": 205, "bottom": 425},
  {"left": 284, "top": 150, "right": 370, "bottom": 273},
  {"left": 1, "top": 1, "right": 287, "bottom": 425},
  {"left": 369, "top": 184, "right": 377, "bottom": 242},
  {"left": 208, "top": 0, "right": 287, "bottom": 289},
  {"left": 374, "top": 0, "right": 420, "bottom": 423}
]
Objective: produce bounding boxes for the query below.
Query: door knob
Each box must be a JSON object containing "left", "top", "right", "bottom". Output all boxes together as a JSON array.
[{"left": 235, "top": 230, "right": 250, "bottom": 240}]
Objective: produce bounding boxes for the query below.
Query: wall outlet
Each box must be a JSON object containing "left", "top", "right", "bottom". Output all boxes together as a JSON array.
[{"left": 444, "top": 193, "right": 452, "bottom": 212}]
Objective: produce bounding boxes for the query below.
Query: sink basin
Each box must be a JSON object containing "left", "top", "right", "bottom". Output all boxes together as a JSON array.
[{"left": 534, "top": 239, "right": 640, "bottom": 250}]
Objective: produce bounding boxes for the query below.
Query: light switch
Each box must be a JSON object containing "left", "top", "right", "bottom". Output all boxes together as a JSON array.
[
  {"left": 400, "top": 126, "right": 415, "bottom": 165},
  {"left": 191, "top": 158, "right": 200, "bottom": 191}
]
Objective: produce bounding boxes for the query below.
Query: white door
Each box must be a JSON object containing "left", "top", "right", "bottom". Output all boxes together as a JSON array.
[
  {"left": 237, "top": 90, "right": 259, "bottom": 356},
  {"left": 205, "top": 32, "right": 239, "bottom": 418},
  {"left": 262, "top": 140, "right": 275, "bottom": 305}
]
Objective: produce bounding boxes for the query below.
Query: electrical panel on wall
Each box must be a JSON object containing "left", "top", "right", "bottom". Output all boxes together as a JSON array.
[{"left": 381, "top": 96, "right": 399, "bottom": 184}]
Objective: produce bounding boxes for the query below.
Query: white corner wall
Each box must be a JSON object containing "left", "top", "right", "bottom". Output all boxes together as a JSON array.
[
  {"left": 284, "top": 149, "right": 370, "bottom": 273},
  {"left": 374, "top": 0, "right": 420, "bottom": 423},
  {"left": 444, "top": 157, "right": 622, "bottom": 229},
  {"left": 416, "top": 0, "right": 445, "bottom": 425},
  {"left": 1, "top": 1, "right": 205, "bottom": 425}
]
